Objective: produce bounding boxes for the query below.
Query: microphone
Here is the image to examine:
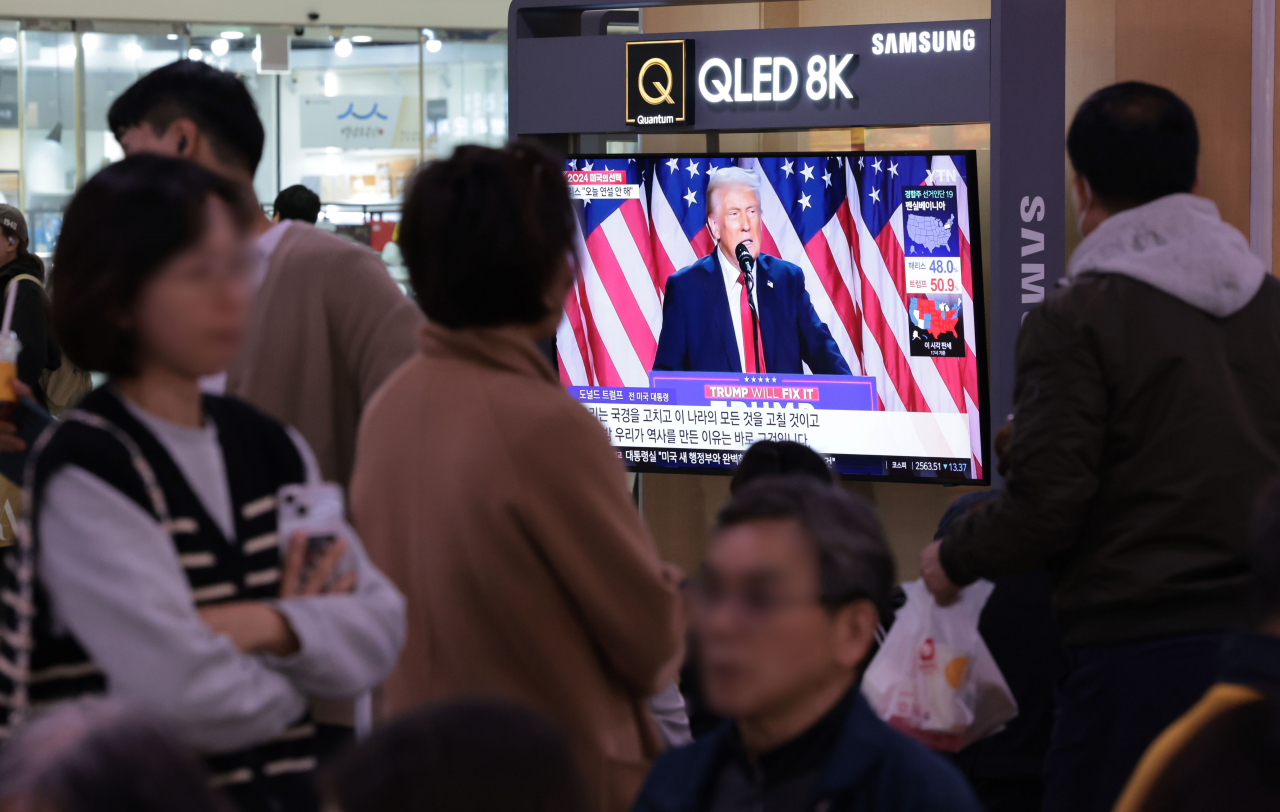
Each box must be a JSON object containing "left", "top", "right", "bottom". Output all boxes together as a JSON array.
[
  {"left": 735, "top": 242, "right": 756, "bottom": 277},
  {"left": 734, "top": 242, "right": 763, "bottom": 372}
]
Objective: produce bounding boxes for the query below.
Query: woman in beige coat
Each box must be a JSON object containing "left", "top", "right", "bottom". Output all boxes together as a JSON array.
[{"left": 350, "top": 143, "right": 683, "bottom": 812}]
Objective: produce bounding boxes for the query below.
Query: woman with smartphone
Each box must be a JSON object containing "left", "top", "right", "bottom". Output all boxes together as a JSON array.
[{"left": 0, "top": 155, "right": 405, "bottom": 812}]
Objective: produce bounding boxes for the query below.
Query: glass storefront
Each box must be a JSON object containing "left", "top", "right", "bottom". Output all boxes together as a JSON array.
[{"left": 0, "top": 19, "right": 507, "bottom": 267}]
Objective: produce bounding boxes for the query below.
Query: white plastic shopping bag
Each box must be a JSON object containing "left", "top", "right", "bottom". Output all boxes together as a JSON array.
[{"left": 861, "top": 579, "right": 1017, "bottom": 752}]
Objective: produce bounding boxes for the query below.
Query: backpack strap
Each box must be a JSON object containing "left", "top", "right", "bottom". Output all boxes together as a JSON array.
[{"left": 3, "top": 275, "right": 43, "bottom": 298}]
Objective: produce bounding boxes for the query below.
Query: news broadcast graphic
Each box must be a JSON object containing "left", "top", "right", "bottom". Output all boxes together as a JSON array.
[{"left": 558, "top": 152, "right": 987, "bottom": 482}]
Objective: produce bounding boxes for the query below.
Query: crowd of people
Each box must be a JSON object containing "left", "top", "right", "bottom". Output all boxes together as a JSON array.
[{"left": 0, "top": 59, "right": 1270, "bottom": 812}]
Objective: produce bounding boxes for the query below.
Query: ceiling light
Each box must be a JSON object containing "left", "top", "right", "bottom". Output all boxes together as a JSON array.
[
  {"left": 81, "top": 33, "right": 100, "bottom": 52},
  {"left": 220, "top": 31, "right": 245, "bottom": 40},
  {"left": 0, "top": 38, "right": 15, "bottom": 55},
  {"left": 210, "top": 38, "right": 229, "bottom": 56},
  {"left": 421, "top": 28, "right": 434, "bottom": 39},
  {"left": 334, "top": 38, "right": 353, "bottom": 58},
  {"left": 166, "top": 34, "right": 179, "bottom": 41},
  {"left": 351, "top": 35, "right": 372, "bottom": 43},
  {"left": 123, "top": 41, "right": 143, "bottom": 60},
  {"left": 188, "top": 47, "right": 202, "bottom": 60},
  {"left": 324, "top": 70, "right": 338, "bottom": 96},
  {"left": 425, "top": 38, "right": 442, "bottom": 53},
  {"left": 59, "top": 42, "right": 77, "bottom": 62}
]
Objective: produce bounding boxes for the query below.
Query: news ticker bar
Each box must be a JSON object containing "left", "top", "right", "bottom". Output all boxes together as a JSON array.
[{"left": 616, "top": 446, "right": 971, "bottom": 479}]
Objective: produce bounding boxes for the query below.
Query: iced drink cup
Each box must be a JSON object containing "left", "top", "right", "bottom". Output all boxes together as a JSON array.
[{"left": 0, "top": 332, "right": 22, "bottom": 422}]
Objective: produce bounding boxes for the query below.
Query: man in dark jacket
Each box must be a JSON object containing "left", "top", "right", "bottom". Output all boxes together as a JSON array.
[
  {"left": 919, "top": 81, "right": 1280, "bottom": 812},
  {"left": 635, "top": 477, "right": 980, "bottom": 812}
]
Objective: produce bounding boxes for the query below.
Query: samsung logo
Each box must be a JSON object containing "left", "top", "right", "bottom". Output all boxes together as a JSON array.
[{"left": 872, "top": 29, "right": 976, "bottom": 55}]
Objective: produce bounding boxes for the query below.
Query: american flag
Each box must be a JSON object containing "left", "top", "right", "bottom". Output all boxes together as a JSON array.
[{"left": 557, "top": 153, "right": 983, "bottom": 478}]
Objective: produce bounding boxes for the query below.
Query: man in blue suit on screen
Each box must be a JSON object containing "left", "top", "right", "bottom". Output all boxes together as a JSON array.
[{"left": 653, "top": 167, "right": 852, "bottom": 375}]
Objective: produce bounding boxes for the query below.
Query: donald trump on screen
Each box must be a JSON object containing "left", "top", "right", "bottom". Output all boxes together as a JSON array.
[{"left": 652, "top": 167, "right": 851, "bottom": 375}]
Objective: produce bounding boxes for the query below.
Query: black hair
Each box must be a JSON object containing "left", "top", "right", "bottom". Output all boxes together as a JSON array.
[
  {"left": 107, "top": 60, "right": 265, "bottom": 175},
  {"left": 0, "top": 699, "right": 231, "bottom": 812},
  {"left": 717, "top": 475, "right": 894, "bottom": 614},
  {"left": 1250, "top": 478, "right": 1280, "bottom": 625},
  {"left": 0, "top": 219, "right": 44, "bottom": 279},
  {"left": 51, "top": 154, "right": 250, "bottom": 377},
  {"left": 730, "top": 440, "right": 836, "bottom": 493},
  {"left": 1067, "top": 81, "right": 1199, "bottom": 211},
  {"left": 399, "top": 141, "right": 576, "bottom": 329},
  {"left": 323, "top": 699, "right": 591, "bottom": 812},
  {"left": 273, "top": 184, "right": 322, "bottom": 224}
]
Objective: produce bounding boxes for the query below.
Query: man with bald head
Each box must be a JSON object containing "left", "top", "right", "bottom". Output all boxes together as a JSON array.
[{"left": 653, "top": 168, "right": 851, "bottom": 375}]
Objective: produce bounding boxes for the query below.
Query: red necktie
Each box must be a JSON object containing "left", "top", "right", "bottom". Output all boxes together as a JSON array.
[{"left": 739, "top": 272, "right": 766, "bottom": 373}]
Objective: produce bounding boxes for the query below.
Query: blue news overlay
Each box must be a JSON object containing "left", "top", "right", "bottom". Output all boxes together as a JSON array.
[{"left": 570, "top": 372, "right": 878, "bottom": 410}]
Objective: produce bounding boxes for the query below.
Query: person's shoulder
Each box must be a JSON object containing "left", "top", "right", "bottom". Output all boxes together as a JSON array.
[
  {"left": 276, "top": 222, "right": 384, "bottom": 270},
  {"left": 669, "top": 253, "right": 718, "bottom": 287},
  {"left": 202, "top": 393, "right": 290, "bottom": 438},
  {"left": 1047, "top": 271, "right": 1162, "bottom": 312},
  {"left": 505, "top": 378, "right": 607, "bottom": 446},
  {"left": 634, "top": 726, "right": 728, "bottom": 811},
  {"left": 1248, "top": 271, "right": 1280, "bottom": 307},
  {"left": 35, "top": 394, "right": 144, "bottom": 506},
  {"left": 202, "top": 394, "right": 304, "bottom": 470},
  {"left": 360, "top": 352, "right": 430, "bottom": 423},
  {"left": 759, "top": 253, "right": 806, "bottom": 285},
  {"left": 862, "top": 719, "right": 983, "bottom": 811}
]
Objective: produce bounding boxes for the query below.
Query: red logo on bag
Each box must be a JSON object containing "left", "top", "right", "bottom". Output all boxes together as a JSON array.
[{"left": 919, "top": 638, "right": 936, "bottom": 661}]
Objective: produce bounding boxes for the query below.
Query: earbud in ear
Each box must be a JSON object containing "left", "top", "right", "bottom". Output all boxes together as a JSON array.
[{"left": 178, "top": 135, "right": 188, "bottom": 152}]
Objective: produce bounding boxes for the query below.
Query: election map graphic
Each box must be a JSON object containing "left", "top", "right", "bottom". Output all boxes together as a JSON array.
[
  {"left": 909, "top": 295, "right": 964, "bottom": 358},
  {"left": 906, "top": 213, "right": 955, "bottom": 253}
]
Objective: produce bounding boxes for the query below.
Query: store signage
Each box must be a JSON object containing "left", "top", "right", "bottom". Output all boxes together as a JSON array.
[
  {"left": 871, "top": 28, "right": 977, "bottom": 55},
  {"left": 626, "top": 40, "right": 690, "bottom": 126},
  {"left": 513, "top": 20, "right": 990, "bottom": 135},
  {"left": 300, "top": 95, "right": 408, "bottom": 150},
  {"left": 696, "top": 54, "right": 855, "bottom": 104}
]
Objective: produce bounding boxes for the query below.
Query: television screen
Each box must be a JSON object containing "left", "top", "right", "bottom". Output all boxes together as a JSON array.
[{"left": 558, "top": 151, "right": 988, "bottom": 483}]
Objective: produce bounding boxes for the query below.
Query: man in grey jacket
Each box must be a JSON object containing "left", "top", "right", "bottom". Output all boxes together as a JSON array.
[{"left": 920, "top": 82, "right": 1280, "bottom": 812}]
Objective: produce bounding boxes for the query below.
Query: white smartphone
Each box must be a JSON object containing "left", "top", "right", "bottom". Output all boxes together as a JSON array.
[{"left": 277, "top": 483, "right": 347, "bottom": 590}]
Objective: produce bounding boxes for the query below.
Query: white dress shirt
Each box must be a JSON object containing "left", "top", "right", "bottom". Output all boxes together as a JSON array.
[{"left": 718, "top": 247, "right": 761, "bottom": 371}]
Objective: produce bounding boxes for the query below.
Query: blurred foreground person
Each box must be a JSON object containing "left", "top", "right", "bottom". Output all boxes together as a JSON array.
[
  {"left": 108, "top": 60, "right": 422, "bottom": 487},
  {"left": 920, "top": 81, "right": 1280, "bottom": 812},
  {"left": 273, "top": 185, "right": 322, "bottom": 225},
  {"left": 109, "top": 60, "right": 421, "bottom": 744},
  {"left": 1113, "top": 479, "right": 1280, "bottom": 812},
  {"left": 350, "top": 142, "right": 681, "bottom": 812},
  {"left": 0, "top": 699, "right": 231, "bottom": 812},
  {"left": 635, "top": 477, "right": 980, "bottom": 812},
  {"left": 730, "top": 440, "right": 836, "bottom": 492},
  {"left": 682, "top": 441, "right": 838, "bottom": 737},
  {"left": 324, "top": 699, "right": 591, "bottom": 812},
  {"left": 0, "top": 155, "right": 405, "bottom": 812}
]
